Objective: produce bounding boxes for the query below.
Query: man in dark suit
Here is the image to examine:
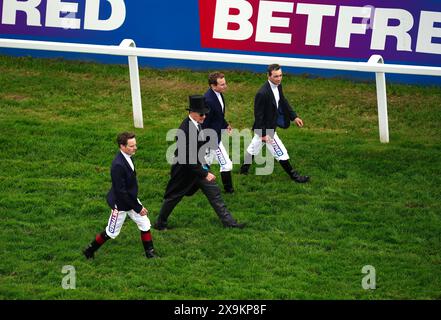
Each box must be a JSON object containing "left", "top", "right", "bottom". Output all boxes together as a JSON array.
[
  {"left": 83, "top": 132, "right": 155, "bottom": 259},
  {"left": 153, "top": 95, "right": 245, "bottom": 231},
  {"left": 240, "top": 64, "right": 310, "bottom": 183},
  {"left": 203, "top": 72, "right": 234, "bottom": 193}
]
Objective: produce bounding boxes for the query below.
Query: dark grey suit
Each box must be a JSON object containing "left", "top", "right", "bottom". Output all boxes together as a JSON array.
[{"left": 156, "top": 117, "right": 240, "bottom": 228}]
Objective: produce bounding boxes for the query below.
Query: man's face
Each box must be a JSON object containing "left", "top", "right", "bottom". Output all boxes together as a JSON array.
[
  {"left": 190, "top": 111, "right": 207, "bottom": 124},
  {"left": 268, "top": 68, "right": 283, "bottom": 86},
  {"left": 211, "top": 77, "right": 227, "bottom": 93},
  {"left": 121, "top": 138, "right": 137, "bottom": 156}
]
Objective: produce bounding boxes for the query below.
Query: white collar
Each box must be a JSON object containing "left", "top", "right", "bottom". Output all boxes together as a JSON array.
[
  {"left": 120, "top": 150, "right": 134, "bottom": 171},
  {"left": 121, "top": 150, "right": 132, "bottom": 159},
  {"left": 188, "top": 115, "right": 200, "bottom": 129},
  {"left": 268, "top": 80, "right": 279, "bottom": 90},
  {"left": 213, "top": 89, "right": 222, "bottom": 97}
]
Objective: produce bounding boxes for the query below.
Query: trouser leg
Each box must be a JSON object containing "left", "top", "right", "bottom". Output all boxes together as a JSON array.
[
  {"left": 141, "top": 230, "right": 155, "bottom": 258},
  {"left": 220, "top": 171, "right": 234, "bottom": 193},
  {"left": 240, "top": 152, "right": 254, "bottom": 174},
  {"left": 279, "top": 159, "right": 294, "bottom": 176},
  {"left": 241, "top": 134, "right": 262, "bottom": 174},
  {"left": 197, "top": 179, "right": 237, "bottom": 226},
  {"left": 216, "top": 142, "right": 234, "bottom": 192},
  {"left": 279, "top": 159, "right": 310, "bottom": 183},
  {"left": 155, "top": 194, "right": 184, "bottom": 227},
  {"left": 83, "top": 230, "right": 110, "bottom": 259}
]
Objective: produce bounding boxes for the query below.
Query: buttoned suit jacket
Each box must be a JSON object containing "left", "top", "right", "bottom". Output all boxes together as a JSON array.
[
  {"left": 252, "top": 82, "right": 298, "bottom": 137},
  {"left": 106, "top": 151, "right": 142, "bottom": 213}
]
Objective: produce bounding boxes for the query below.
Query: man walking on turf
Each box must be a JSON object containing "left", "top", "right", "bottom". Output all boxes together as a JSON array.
[
  {"left": 83, "top": 132, "right": 155, "bottom": 259},
  {"left": 154, "top": 95, "right": 245, "bottom": 231},
  {"left": 240, "top": 64, "right": 310, "bottom": 183},
  {"left": 203, "top": 71, "right": 235, "bottom": 193}
]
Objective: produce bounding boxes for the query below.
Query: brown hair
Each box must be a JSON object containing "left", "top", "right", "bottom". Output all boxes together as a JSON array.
[
  {"left": 268, "top": 64, "right": 281, "bottom": 76},
  {"left": 116, "top": 132, "right": 135, "bottom": 146},
  {"left": 208, "top": 71, "right": 225, "bottom": 86}
]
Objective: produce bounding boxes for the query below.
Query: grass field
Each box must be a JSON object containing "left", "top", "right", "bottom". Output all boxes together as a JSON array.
[{"left": 0, "top": 55, "right": 440, "bottom": 300}]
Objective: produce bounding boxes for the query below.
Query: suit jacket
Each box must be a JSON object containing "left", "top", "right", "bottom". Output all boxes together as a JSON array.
[
  {"left": 252, "top": 82, "right": 297, "bottom": 137},
  {"left": 203, "top": 88, "right": 229, "bottom": 144},
  {"left": 163, "top": 117, "right": 209, "bottom": 199},
  {"left": 106, "top": 151, "right": 142, "bottom": 213}
]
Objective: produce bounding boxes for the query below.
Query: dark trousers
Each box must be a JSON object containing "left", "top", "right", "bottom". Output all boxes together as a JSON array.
[{"left": 157, "top": 178, "right": 236, "bottom": 226}]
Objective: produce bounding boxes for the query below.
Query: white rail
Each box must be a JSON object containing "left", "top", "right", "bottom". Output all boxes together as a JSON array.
[{"left": 2, "top": 38, "right": 441, "bottom": 142}]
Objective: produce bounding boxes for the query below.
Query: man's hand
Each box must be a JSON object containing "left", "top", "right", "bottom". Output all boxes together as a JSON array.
[
  {"left": 226, "top": 124, "right": 233, "bottom": 135},
  {"left": 261, "top": 135, "right": 272, "bottom": 143},
  {"left": 294, "top": 117, "right": 304, "bottom": 127},
  {"left": 140, "top": 207, "right": 148, "bottom": 216},
  {"left": 206, "top": 172, "right": 216, "bottom": 182}
]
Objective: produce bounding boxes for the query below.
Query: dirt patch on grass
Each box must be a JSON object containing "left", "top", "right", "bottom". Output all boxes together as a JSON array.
[
  {"left": 0, "top": 67, "right": 41, "bottom": 77},
  {"left": 3, "top": 93, "right": 31, "bottom": 101}
]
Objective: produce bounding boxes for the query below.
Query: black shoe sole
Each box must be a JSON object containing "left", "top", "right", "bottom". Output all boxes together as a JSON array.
[
  {"left": 293, "top": 178, "right": 310, "bottom": 183},
  {"left": 153, "top": 225, "right": 169, "bottom": 231},
  {"left": 223, "top": 223, "right": 246, "bottom": 229},
  {"left": 82, "top": 250, "right": 94, "bottom": 259}
]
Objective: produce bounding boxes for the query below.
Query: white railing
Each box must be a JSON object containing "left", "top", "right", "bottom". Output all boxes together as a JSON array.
[{"left": 1, "top": 38, "right": 441, "bottom": 142}]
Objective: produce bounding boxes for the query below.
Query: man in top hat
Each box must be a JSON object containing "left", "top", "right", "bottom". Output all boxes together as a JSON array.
[{"left": 153, "top": 95, "right": 245, "bottom": 230}]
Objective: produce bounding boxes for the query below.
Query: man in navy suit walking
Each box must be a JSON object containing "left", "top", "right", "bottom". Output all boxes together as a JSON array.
[
  {"left": 203, "top": 72, "right": 235, "bottom": 193},
  {"left": 240, "top": 64, "right": 309, "bottom": 183},
  {"left": 83, "top": 132, "right": 155, "bottom": 259}
]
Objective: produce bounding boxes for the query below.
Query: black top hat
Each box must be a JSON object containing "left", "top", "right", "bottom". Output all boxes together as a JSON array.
[{"left": 187, "top": 95, "right": 210, "bottom": 114}]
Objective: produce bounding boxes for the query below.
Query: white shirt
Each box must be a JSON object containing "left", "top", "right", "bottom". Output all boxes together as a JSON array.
[
  {"left": 213, "top": 89, "right": 224, "bottom": 112},
  {"left": 188, "top": 115, "right": 200, "bottom": 130},
  {"left": 189, "top": 115, "right": 204, "bottom": 141},
  {"left": 121, "top": 150, "right": 134, "bottom": 171},
  {"left": 268, "top": 80, "right": 280, "bottom": 108}
]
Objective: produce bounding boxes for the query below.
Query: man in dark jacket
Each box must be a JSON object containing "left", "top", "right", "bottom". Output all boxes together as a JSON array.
[
  {"left": 153, "top": 95, "right": 245, "bottom": 231},
  {"left": 240, "top": 64, "right": 310, "bottom": 183},
  {"left": 203, "top": 72, "right": 234, "bottom": 193},
  {"left": 83, "top": 132, "right": 155, "bottom": 259}
]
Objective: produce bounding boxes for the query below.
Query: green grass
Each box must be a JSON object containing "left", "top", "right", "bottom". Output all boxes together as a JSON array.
[{"left": 0, "top": 55, "right": 440, "bottom": 299}]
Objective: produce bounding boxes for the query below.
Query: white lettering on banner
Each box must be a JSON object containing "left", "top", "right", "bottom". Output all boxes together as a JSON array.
[
  {"left": 335, "top": 6, "right": 372, "bottom": 48},
  {"left": 84, "top": 0, "right": 126, "bottom": 31},
  {"left": 2, "top": 0, "right": 42, "bottom": 26},
  {"left": 213, "top": 0, "right": 253, "bottom": 40},
  {"left": 371, "top": 9, "right": 413, "bottom": 51},
  {"left": 255, "top": 0, "right": 293, "bottom": 44},
  {"left": 296, "top": 3, "right": 336, "bottom": 46},
  {"left": 1, "top": 0, "right": 126, "bottom": 31},
  {"left": 416, "top": 11, "right": 441, "bottom": 55},
  {"left": 211, "top": 0, "right": 441, "bottom": 55},
  {"left": 46, "top": 0, "right": 80, "bottom": 29}
]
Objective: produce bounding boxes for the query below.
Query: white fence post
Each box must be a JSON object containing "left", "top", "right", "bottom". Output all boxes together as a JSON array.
[
  {"left": 369, "top": 55, "right": 389, "bottom": 143},
  {"left": 120, "top": 39, "right": 143, "bottom": 128},
  {"left": 1, "top": 38, "right": 441, "bottom": 140}
]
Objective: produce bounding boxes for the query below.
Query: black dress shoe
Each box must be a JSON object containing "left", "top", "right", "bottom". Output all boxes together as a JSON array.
[
  {"left": 223, "top": 222, "right": 246, "bottom": 229},
  {"left": 239, "top": 164, "right": 250, "bottom": 175},
  {"left": 224, "top": 187, "right": 235, "bottom": 194},
  {"left": 153, "top": 221, "right": 169, "bottom": 231},
  {"left": 291, "top": 171, "right": 310, "bottom": 183},
  {"left": 82, "top": 246, "right": 95, "bottom": 259},
  {"left": 145, "top": 249, "right": 156, "bottom": 259}
]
